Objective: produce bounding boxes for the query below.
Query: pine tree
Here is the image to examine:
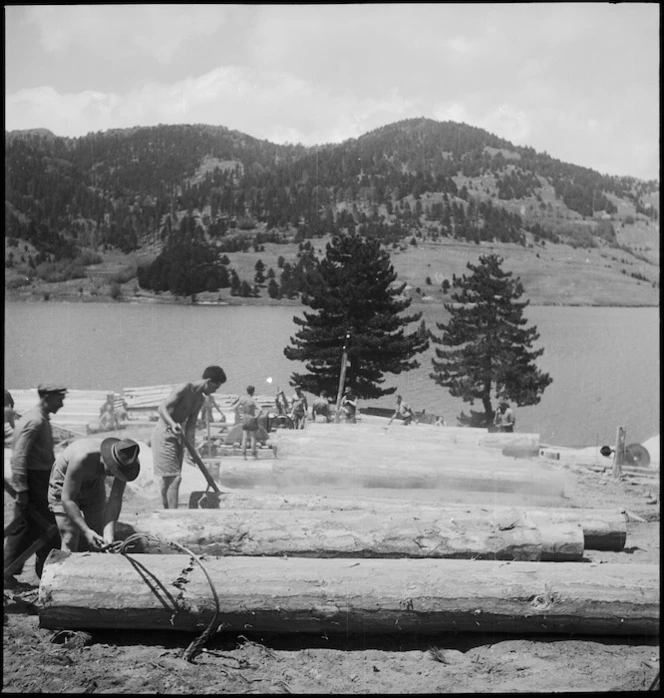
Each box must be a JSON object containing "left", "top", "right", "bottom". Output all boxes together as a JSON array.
[
  {"left": 429, "top": 253, "right": 552, "bottom": 427},
  {"left": 284, "top": 232, "right": 429, "bottom": 399}
]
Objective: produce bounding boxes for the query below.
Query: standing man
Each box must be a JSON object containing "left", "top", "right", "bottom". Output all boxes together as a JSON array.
[
  {"left": 388, "top": 394, "right": 416, "bottom": 426},
  {"left": 290, "top": 386, "right": 308, "bottom": 430},
  {"left": 48, "top": 437, "right": 140, "bottom": 552},
  {"left": 493, "top": 400, "right": 516, "bottom": 433},
  {"left": 4, "top": 384, "right": 66, "bottom": 585},
  {"left": 340, "top": 387, "right": 358, "bottom": 423},
  {"left": 311, "top": 391, "right": 333, "bottom": 423},
  {"left": 152, "top": 366, "right": 227, "bottom": 508},
  {"left": 237, "top": 385, "right": 264, "bottom": 459}
]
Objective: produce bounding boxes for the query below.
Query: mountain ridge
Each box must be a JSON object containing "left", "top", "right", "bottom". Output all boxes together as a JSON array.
[{"left": 5, "top": 118, "right": 659, "bottom": 306}]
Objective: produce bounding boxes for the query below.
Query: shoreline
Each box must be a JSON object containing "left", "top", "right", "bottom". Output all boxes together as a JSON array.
[{"left": 4, "top": 290, "right": 660, "bottom": 309}]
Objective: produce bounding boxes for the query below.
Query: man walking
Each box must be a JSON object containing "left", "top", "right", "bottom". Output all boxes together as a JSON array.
[
  {"left": 152, "top": 366, "right": 227, "bottom": 508},
  {"left": 48, "top": 437, "right": 140, "bottom": 552},
  {"left": 4, "top": 384, "right": 66, "bottom": 585}
]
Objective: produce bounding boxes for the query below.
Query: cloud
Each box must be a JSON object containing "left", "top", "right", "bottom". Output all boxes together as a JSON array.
[
  {"left": 5, "top": 66, "right": 419, "bottom": 145},
  {"left": 24, "top": 5, "right": 228, "bottom": 63}
]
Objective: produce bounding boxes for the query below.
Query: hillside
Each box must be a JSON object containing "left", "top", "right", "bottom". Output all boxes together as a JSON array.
[{"left": 4, "top": 119, "right": 659, "bottom": 306}]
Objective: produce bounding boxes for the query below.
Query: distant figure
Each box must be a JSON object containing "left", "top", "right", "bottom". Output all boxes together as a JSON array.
[
  {"left": 311, "top": 391, "right": 333, "bottom": 423},
  {"left": 435, "top": 416, "right": 446, "bottom": 427},
  {"left": 203, "top": 394, "right": 226, "bottom": 424},
  {"left": 4, "top": 384, "right": 67, "bottom": 585},
  {"left": 493, "top": 400, "right": 516, "bottom": 433},
  {"left": 48, "top": 437, "right": 140, "bottom": 553},
  {"left": 99, "top": 395, "right": 120, "bottom": 431},
  {"left": 290, "top": 386, "right": 308, "bottom": 430},
  {"left": 152, "top": 365, "right": 227, "bottom": 508},
  {"left": 237, "top": 385, "right": 264, "bottom": 459},
  {"left": 388, "top": 394, "right": 416, "bottom": 426},
  {"left": 340, "top": 387, "right": 357, "bottom": 423}
]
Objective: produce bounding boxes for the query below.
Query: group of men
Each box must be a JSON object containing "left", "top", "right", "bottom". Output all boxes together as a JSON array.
[
  {"left": 4, "top": 384, "right": 142, "bottom": 588},
  {"left": 5, "top": 371, "right": 517, "bottom": 586}
]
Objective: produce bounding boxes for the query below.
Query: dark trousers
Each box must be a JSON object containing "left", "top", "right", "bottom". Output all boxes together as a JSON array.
[{"left": 4, "top": 470, "right": 60, "bottom": 579}]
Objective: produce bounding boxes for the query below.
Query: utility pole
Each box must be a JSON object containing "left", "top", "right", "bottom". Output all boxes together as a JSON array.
[{"left": 334, "top": 332, "right": 351, "bottom": 423}]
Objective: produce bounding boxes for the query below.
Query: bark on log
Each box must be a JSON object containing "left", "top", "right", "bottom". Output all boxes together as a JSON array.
[
  {"left": 38, "top": 552, "right": 659, "bottom": 637},
  {"left": 124, "top": 508, "right": 585, "bottom": 561}
]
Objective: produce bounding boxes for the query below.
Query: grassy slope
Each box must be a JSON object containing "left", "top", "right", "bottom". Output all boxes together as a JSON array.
[{"left": 4, "top": 232, "right": 660, "bottom": 307}]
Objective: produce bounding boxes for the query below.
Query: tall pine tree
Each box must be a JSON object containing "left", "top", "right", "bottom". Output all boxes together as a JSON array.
[
  {"left": 284, "top": 232, "right": 429, "bottom": 399},
  {"left": 429, "top": 253, "right": 552, "bottom": 427}
]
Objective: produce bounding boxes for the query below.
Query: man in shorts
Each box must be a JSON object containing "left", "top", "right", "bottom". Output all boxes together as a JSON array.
[
  {"left": 152, "top": 366, "right": 227, "bottom": 508},
  {"left": 236, "top": 385, "right": 264, "bottom": 459},
  {"left": 48, "top": 437, "right": 140, "bottom": 552}
]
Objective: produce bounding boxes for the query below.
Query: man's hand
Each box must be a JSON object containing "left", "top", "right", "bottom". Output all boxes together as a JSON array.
[
  {"left": 16, "top": 491, "right": 29, "bottom": 508},
  {"left": 100, "top": 541, "right": 124, "bottom": 553},
  {"left": 170, "top": 423, "right": 183, "bottom": 436},
  {"left": 85, "top": 530, "right": 107, "bottom": 551}
]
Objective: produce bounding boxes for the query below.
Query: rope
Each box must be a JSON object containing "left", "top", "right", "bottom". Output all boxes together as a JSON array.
[{"left": 118, "top": 533, "right": 221, "bottom": 663}]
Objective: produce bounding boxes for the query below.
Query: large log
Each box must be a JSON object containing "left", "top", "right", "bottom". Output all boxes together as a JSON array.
[
  {"left": 210, "top": 456, "right": 565, "bottom": 496},
  {"left": 165, "top": 494, "right": 626, "bottom": 551},
  {"left": 125, "top": 508, "right": 585, "bottom": 561},
  {"left": 38, "top": 552, "right": 659, "bottom": 636}
]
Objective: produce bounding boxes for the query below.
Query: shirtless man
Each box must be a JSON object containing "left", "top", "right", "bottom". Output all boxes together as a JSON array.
[
  {"left": 152, "top": 366, "right": 227, "bottom": 508},
  {"left": 48, "top": 437, "right": 140, "bottom": 552},
  {"left": 311, "top": 391, "right": 333, "bottom": 423}
]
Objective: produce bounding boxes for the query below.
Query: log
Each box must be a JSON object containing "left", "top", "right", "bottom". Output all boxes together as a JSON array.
[
  {"left": 124, "top": 508, "right": 585, "bottom": 561},
  {"left": 38, "top": 552, "right": 659, "bottom": 636},
  {"left": 212, "top": 457, "right": 565, "bottom": 497},
  {"left": 192, "top": 493, "right": 628, "bottom": 551}
]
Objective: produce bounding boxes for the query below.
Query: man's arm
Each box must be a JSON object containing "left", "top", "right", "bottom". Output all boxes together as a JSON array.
[
  {"left": 157, "top": 385, "right": 187, "bottom": 433},
  {"left": 61, "top": 456, "right": 106, "bottom": 551},
  {"left": 102, "top": 478, "right": 127, "bottom": 546},
  {"left": 10, "top": 418, "right": 40, "bottom": 497}
]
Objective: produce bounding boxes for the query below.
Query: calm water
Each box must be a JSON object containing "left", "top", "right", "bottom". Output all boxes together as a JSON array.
[{"left": 4, "top": 301, "right": 659, "bottom": 448}]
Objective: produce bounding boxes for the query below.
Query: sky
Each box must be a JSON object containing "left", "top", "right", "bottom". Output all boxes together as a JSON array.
[{"left": 4, "top": 3, "right": 660, "bottom": 180}]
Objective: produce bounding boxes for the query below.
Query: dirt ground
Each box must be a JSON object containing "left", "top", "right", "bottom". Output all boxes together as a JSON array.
[{"left": 3, "top": 436, "right": 660, "bottom": 694}]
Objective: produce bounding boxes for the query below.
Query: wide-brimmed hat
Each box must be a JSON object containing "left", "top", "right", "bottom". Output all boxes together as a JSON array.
[
  {"left": 37, "top": 384, "right": 68, "bottom": 397},
  {"left": 100, "top": 438, "right": 140, "bottom": 482}
]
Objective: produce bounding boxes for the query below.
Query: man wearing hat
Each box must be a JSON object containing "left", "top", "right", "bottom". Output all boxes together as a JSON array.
[
  {"left": 48, "top": 437, "right": 141, "bottom": 553},
  {"left": 4, "top": 384, "right": 67, "bottom": 585}
]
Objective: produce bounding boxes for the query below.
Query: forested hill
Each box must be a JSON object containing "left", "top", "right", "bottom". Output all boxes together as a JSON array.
[{"left": 5, "top": 118, "right": 659, "bottom": 285}]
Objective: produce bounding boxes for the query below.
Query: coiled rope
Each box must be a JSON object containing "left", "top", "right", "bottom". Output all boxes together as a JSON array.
[{"left": 118, "top": 533, "right": 221, "bottom": 663}]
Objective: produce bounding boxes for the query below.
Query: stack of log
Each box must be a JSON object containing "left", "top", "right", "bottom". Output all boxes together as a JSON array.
[
  {"left": 8, "top": 388, "right": 116, "bottom": 439},
  {"left": 122, "top": 385, "right": 276, "bottom": 423},
  {"left": 38, "top": 420, "right": 659, "bottom": 638}
]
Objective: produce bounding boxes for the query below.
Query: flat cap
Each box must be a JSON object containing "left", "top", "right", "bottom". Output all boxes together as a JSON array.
[{"left": 37, "top": 384, "right": 68, "bottom": 396}]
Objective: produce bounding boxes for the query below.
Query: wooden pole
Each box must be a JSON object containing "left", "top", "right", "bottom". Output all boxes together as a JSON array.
[
  {"left": 612, "top": 426, "right": 626, "bottom": 478},
  {"left": 39, "top": 552, "right": 660, "bottom": 637},
  {"left": 334, "top": 333, "right": 350, "bottom": 423}
]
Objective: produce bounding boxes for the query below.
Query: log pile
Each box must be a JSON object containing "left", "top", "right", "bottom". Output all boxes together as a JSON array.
[
  {"left": 39, "top": 551, "right": 659, "bottom": 637},
  {"left": 38, "top": 416, "right": 651, "bottom": 639},
  {"left": 121, "top": 385, "right": 276, "bottom": 422}
]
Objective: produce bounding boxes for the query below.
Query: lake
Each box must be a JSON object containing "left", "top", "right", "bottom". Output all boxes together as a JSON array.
[{"left": 4, "top": 301, "right": 659, "bottom": 448}]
